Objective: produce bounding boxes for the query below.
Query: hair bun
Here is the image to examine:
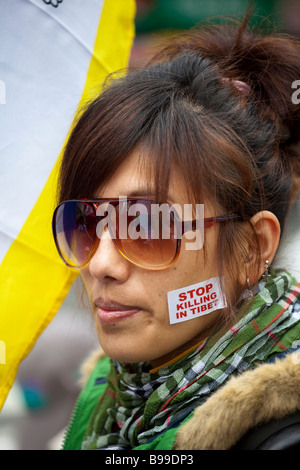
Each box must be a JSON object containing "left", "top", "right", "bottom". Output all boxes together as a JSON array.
[{"left": 150, "top": 12, "right": 300, "bottom": 197}]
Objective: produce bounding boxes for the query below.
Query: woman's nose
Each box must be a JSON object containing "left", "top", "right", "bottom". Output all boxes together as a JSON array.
[{"left": 88, "top": 229, "right": 131, "bottom": 282}]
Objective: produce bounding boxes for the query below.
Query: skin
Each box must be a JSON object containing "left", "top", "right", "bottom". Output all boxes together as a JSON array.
[{"left": 80, "top": 150, "right": 281, "bottom": 367}]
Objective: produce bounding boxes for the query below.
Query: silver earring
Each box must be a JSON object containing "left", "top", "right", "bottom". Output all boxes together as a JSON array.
[
  {"left": 245, "top": 278, "right": 253, "bottom": 299},
  {"left": 264, "top": 260, "right": 270, "bottom": 284}
]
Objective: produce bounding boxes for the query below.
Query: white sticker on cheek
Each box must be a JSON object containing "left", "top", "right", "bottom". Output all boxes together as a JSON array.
[{"left": 167, "top": 276, "right": 227, "bottom": 324}]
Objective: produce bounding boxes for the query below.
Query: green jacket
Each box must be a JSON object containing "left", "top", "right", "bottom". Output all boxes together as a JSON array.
[
  {"left": 62, "top": 354, "right": 184, "bottom": 450},
  {"left": 62, "top": 345, "right": 300, "bottom": 450}
]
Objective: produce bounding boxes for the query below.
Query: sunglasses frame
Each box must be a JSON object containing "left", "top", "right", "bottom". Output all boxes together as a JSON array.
[{"left": 52, "top": 198, "right": 241, "bottom": 270}]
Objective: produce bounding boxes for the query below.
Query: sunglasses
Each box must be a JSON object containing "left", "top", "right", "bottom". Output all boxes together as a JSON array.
[{"left": 52, "top": 198, "right": 240, "bottom": 270}]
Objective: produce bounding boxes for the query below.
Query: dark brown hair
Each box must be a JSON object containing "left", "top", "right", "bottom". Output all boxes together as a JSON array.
[{"left": 57, "top": 13, "right": 300, "bottom": 316}]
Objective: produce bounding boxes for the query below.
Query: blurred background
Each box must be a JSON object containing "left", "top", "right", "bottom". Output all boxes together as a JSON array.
[
  {"left": 130, "top": 0, "right": 300, "bottom": 67},
  {"left": 1, "top": 0, "right": 300, "bottom": 450}
]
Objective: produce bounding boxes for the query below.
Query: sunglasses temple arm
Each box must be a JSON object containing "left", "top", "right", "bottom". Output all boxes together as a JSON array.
[{"left": 181, "top": 215, "right": 241, "bottom": 233}]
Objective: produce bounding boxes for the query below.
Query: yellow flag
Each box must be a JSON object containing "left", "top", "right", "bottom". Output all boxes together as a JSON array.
[{"left": 0, "top": 0, "right": 135, "bottom": 410}]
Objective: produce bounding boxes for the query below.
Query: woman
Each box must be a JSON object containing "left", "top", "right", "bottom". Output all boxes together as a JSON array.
[{"left": 52, "top": 14, "right": 300, "bottom": 450}]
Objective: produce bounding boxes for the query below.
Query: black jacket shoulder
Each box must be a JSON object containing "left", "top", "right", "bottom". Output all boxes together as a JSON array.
[{"left": 233, "top": 411, "right": 300, "bottom": 450}]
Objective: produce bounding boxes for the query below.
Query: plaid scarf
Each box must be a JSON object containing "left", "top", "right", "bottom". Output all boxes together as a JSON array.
[{"left": 82, "top": 270, "right": 300, "bottom": 450}]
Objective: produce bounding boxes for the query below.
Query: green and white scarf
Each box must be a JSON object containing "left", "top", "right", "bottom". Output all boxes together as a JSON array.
[{"left": 82, "top": 270, "right": 300, "bottom": 450}]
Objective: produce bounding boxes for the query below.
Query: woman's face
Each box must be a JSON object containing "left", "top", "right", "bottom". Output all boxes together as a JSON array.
[{"left": 80, "top": 150, "right": 230, "bottom": 367}]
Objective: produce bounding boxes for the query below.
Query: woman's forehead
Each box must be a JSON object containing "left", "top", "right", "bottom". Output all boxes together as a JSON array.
[{"left": 94, "top": 150, "right": 187, "bottom": 203}]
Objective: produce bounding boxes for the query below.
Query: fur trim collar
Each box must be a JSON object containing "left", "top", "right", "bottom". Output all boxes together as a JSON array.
[
  {"left": 174, "top": 351, "right": 300, "bottom": 450},
  {"left": 79, "top": 349, "right": 300, "bottom": 449}
]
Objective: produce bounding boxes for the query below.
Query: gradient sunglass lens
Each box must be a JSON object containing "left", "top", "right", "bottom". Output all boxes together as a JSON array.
[
  {"left": 114, "top": 200, "right": 178, "bottom": 269},
  {"left": 53, "top": 201, "right": 97, "bottom": 268},
  {"left": 53, "top": 199, "right": 179, "bottom": 269}
]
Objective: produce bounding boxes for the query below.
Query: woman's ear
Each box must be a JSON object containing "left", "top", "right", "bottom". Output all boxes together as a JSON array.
[{"left": 238, "top": 211, "right": 281, "bottom": 286}]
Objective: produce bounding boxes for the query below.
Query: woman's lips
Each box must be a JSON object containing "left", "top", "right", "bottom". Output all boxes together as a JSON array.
[{"left": 95, "top": 298, "right": 141, "bottom": 325}]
